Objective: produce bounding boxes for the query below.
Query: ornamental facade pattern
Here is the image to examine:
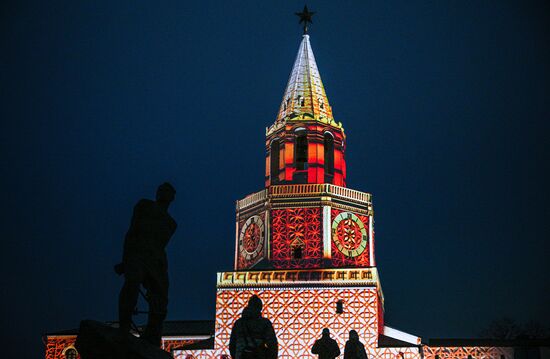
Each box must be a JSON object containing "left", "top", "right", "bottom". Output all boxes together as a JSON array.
[
  {"left": 271, "top": 208, "right": 323, "bottom": 268},
  {"left": 175, "top": 287, "right": 423, "bottom": 359}
]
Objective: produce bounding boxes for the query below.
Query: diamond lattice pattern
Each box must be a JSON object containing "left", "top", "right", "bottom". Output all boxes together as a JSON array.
[
  {"left": 176, "top": 286, "right": 421, "bottom": 359},
  {"left": 215, "top": 287, "right": 378, "bottom": 358}
]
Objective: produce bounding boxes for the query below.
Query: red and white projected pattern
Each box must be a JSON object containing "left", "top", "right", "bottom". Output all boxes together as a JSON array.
[
  {"left": 175, "top": 287, "right": 421, "bottom": 359},
  {"left": 45, "top": 336, "right": 197, "bottom": 359},
  {"left": 271, "top": 208, "right": 323, "bottom": 268},
  {"left": 424, "top": 346, "right": 513, "bottom": 359},
  {"left": 45, "top": 338, "right": 78, "bottom": 359}
]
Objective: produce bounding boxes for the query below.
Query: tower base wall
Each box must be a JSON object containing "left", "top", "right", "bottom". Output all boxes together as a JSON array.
[{"left": 175, "top": 285, "right": 421, "bottom": 359}]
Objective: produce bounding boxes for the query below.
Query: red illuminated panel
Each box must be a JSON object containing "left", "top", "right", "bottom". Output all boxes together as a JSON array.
[
  {"left": 264, "top": 155, "right": 270, "bottom": 187},
  {"left": 44, "top": 335, "right": 198, "bottom": 359},
  {"left": 45, "top": 337, "right": 78, "bottom": 359},
  {"left": 271, "top": 208, "right": 322, "bottom": 268},
  {"left": 377, "top": 296, "right": 384, "bottom": 334},
  {"left": 307, "top": 139, "right": 323, "bottom": 183},
  {"left": 333, "top": 146, "right": 345, "bottom": 185},
  {"left": 162, "top": 339, "right": 201, "bottom": 352},
  {"left": 330, "top": 209, "right": 370, "bottom": 267},
  {"left": 424, "top": 346, "right": 513, "bottom": 359},
  {"left": 283, "top": 139, "right": 295, "bottom": 182},
  {"left": 340, "top": 151, "right": 346, "bottom": 185}
]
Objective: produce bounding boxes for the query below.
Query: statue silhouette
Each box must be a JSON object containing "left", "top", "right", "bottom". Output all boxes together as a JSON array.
[
  {"left": 116, "top": 182, "right": 177, "bottom": 347},
  {"left": 229, "top": 295, "right": 278, "bottom": 359},
  {"left": 311, "top": 328, "right": 341, "bottom": 359},
  {"left": 344, "top": 330, "right": 368, "bottom": 359}
]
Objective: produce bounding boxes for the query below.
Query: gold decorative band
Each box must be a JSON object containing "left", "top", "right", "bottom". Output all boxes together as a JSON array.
[{"left": 217, "top": 267, "right": 380, "bottom": 288}]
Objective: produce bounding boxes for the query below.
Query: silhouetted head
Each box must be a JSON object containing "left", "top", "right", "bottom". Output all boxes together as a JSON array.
[
  {"left": 322, "top": 328, "right": 330, "bottom": 337},
  {"left": 349, "top": 329, "right": 359, "bottom": 341},
  {"left": 156, "top": 182, "right": 176, "bottom": 204},
  {"left": 248, "top": 295, "right": 263, "bottom": 311},
  {"left": 242, "top": 295, "right": 263, "bottom": 319}
]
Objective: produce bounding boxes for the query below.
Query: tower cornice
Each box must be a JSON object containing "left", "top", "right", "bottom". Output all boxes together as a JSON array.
[{"left": 266, "top": 114, "right": 344, "bottom": 137}]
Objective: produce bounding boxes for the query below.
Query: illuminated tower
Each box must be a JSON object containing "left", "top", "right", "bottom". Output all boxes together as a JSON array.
[
  {"left": 236, "top": 33, "right": 370, "bottom": 273},
  {"left": 176, "top": 14, "right": 422, "bottom": 359}
]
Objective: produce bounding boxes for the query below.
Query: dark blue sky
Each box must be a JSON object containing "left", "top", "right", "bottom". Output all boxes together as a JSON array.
[{"left": 1, "top": 1, "right": 549, "bottom": 358}]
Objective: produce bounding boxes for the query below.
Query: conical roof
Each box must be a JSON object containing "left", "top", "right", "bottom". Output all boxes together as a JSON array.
[{"left": 268, "top": 35, "right": 342, "bottom": 136}]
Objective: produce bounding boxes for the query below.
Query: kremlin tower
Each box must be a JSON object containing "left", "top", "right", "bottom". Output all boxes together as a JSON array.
[{"left": 176, "top": 16, "right": 422, "bottom": 359}]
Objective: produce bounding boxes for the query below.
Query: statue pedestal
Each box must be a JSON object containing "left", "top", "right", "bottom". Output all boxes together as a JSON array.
[{"left": 75, "top": 320, "right": 173, "bottom": 359}]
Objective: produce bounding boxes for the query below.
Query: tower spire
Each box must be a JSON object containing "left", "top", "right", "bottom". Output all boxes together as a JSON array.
[
  {"left": 265, "top": 7, "right": 346, "bottom": 187},
  {"left": 272, "top": 29, "right": 335, "bottom": 127},
  {"left": 268, "top": 6, "right": 343, "bottom": 133}
]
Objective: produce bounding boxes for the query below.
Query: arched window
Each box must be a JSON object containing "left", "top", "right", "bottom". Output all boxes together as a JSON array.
[
  {"left": 292, "top": 245, "right": 303, "bottom": 259},
  {"left": 291, "top": 239, "right": 304, "bottom": 259},
  {"left": 336, "top": 300, "right": 344, "bottom": 314},
  {"left": 324, "top": 132, "right": 334, "bottom": 175},
  {"left": 270, "top": 140, "right": 280, "bottom": 183},
  {"left": 65, "top": 348, "right": 77, "bottom": 359},
  {"left": 295, "top": 130, "right": 308, "bottom": 170}
]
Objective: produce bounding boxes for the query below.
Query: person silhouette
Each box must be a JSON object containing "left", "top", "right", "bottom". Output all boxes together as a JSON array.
[
  {"left": 229, "top": 295, "right": 278, "bottom": 359},
  {"left": 344, "top": 330, "right": 368, "bottom": 359},
  {"left": 312, "top": 328, "right": 341, "bottom": 359},
  {"left": 116, "top": 182, "right": 177, "bottom": 347}
]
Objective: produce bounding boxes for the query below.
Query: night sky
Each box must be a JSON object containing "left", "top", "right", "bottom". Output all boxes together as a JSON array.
[{"left": 1, "top": 1, "right": 550, "bottom": 358}]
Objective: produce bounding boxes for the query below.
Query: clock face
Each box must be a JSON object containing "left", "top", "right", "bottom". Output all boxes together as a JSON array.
[
  {"left": 239, "top": 215, "right": 265, "bottom": 261},
  {"left": 331, "top": 212, "right": 368, "bottom": 258}
]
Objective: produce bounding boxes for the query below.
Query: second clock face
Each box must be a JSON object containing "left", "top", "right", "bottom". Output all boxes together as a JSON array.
[
  {"left": 239, "top": 215, "right": 265, "bottom": 261},
  {"left": 331, "top": 212, "right": 368, "bottom": 258}
]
